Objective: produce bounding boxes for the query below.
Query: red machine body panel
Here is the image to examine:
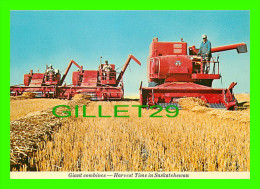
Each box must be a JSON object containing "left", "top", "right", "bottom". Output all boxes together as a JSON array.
[
  {"left": 149, "top": 55, "right": 193, "bottom": 81},
  {"left": 81, "top": 70, "right": 98, "bottom": 87},
  {"left": 28, "top": 74, "right": 45, "bottom": 87},
  {"left": 24, "top": 74, "right": 30, "bottom": 86},
  {"left": 149, "top": 38, "right": 187, "bottom": 57},
  {"left": 72, "top": 71, "right": 82, "bottom": 86}
]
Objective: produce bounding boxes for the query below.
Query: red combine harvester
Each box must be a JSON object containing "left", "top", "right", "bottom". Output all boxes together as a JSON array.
[
  {"left": 11, "top": 54, "right": 141, "bottom": 100},
  {"left": 140, "top": 38, "right": 247, "bottom": 110}
]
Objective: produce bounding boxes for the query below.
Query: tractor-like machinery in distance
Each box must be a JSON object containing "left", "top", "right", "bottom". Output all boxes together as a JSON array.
[
  {"left": 11, "top": 55, "right": 141, "bottom": 100},
  {"left": 140, "top": 38, "right": 247, "bottom": 110}
]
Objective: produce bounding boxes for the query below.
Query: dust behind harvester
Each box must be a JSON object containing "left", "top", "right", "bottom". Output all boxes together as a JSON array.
[
  {"left": 11, "top": 55, "right": 141, "bottom": 100},
  {"left": 140, "top": 38, "right": 247, "bottom": 110}
]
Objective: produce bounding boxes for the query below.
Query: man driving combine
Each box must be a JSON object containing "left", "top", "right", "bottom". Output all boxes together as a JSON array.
[
  {"left": 101, "top": 60, "right": 112, "bottom": 79},
  {"left": 197, "top": 34, "right": 211, "bottom": 74},
  {"left": 46, "top": 64, "right": 54, "bottom": 73},
  {"left": 102, "top": 60, "right": 112, "bottom": 72}
]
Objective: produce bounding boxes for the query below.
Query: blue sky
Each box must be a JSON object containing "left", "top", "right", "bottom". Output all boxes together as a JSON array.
[{"left": 11, "top": 11, "right": 250, "bottom": 95}]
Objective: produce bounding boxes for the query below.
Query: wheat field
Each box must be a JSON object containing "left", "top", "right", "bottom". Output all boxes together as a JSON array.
[
  {"left": 10, "top": 94, "right": 250, "bottom": 172},
  {"left": 10, "top": 98, "right": 66, "bottom": 121}
]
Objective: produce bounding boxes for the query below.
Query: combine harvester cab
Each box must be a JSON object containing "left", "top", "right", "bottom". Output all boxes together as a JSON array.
[
  {"left": 140, "top": 38, "right": 247, "bottom": 110},
  {"left": 11, "top": 55, "right": 141, "bottom": 100}
]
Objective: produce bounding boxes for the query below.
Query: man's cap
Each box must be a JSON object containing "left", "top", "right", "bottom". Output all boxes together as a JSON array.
[
  {"left": 202, "top": 34, "right": 207, "bottom": 39},
  {"left": 105, "top": 60, "right": 108, "bottom": 63}
]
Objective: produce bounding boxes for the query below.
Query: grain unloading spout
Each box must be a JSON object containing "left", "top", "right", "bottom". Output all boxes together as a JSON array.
[
  {"left": 59, "top": 60, "right": 83, "bottom": 86},
  {"left": 116, "top": 54, "right": 141, "bottom": 86},
  {"left": 211, "top": 43, "right": 247, "bottom": 54}
]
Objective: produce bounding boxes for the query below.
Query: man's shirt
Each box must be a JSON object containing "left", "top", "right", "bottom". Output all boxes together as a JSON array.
[
  {"left": 198, "top": 40, "right": 211, "bottom": 55},
  {"left": 103, "top": 64, "right": 112, "bottom": 72}
]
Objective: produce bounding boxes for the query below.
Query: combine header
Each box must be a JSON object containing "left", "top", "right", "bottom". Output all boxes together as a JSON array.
[
  {"left": 140, "top": 38, "right": 247, "bottom": 110},
  {"left": 11, "top": 55, "right": 141, "bottom": 100}
]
